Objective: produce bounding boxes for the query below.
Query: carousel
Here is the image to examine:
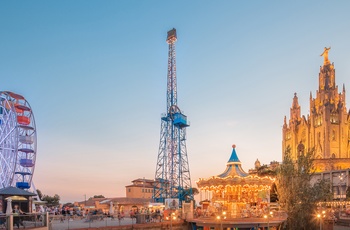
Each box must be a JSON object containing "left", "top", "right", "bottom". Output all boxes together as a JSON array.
[{"left": 196, "top": 145, "right": 275, "bottom": 218}]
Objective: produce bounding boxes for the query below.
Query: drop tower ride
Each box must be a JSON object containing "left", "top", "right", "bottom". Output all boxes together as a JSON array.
[{"left": 153, "top": 28, "right": 193, "bottom": 206}]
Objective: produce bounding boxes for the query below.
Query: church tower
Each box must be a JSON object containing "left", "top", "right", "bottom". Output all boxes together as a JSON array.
[{"left": 282, "top": 48, "right": 350, "bottom": 171}]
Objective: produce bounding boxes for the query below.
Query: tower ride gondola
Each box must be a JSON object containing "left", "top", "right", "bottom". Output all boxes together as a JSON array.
[
  {"left": 153, "top": 28, "right": 193, "bottom": 206},
  {"left": 0, "top": 91, "right": 37, "bottom": 190}
]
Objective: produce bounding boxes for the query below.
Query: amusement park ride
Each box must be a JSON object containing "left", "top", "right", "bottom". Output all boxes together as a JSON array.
[
  {"left": 153, "top": 28, "right": 193, "bottom": 206},
  {"left": 0, "top": 91, "right": 37, "bottom": 192}
]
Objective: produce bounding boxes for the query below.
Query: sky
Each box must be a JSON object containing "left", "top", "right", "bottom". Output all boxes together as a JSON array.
[{"left": 1, "top": 1, "right": 350, "bottom": 203}]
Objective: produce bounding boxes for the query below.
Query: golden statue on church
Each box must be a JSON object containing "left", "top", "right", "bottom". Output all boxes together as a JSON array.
[{"left": 320, "top": 47, "right": 331, "bottom": 65}]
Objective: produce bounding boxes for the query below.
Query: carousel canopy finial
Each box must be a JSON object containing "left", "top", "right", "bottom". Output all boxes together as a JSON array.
[{"left": 227, "top": 144, "right": 240, "bottom": 164}]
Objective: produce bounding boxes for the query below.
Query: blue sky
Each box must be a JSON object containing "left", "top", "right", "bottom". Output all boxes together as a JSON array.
[{"left": 1, "top": 1, "right": 350, "bottom": 203}]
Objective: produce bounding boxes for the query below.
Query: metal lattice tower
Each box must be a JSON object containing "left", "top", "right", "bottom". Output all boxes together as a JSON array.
[{"left": 153, "top": 28, "right": 193, "bottom": 206}]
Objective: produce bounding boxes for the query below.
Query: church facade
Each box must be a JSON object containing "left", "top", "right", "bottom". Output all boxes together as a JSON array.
[{"left": 282, "top": 48, "right": 350, "bottom": 172}]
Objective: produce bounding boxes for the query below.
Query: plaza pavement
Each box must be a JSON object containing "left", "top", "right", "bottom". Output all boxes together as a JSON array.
[
  {"left": 49, "top": 216, "right": 350, "bottom": 230},
  {"left": 50, "top": 217, "right": 136, "bottom": 230}
]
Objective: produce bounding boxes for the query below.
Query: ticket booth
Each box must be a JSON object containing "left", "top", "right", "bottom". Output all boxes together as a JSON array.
[{"left": 0, "top": 186, "right": 36, "bottom": 214}]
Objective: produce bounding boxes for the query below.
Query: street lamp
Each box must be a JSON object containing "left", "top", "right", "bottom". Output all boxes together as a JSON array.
[
  {"left": 339, "top": 173, "right": 347, "bottom": 211},
  {"left": 216, "top": 215, "right": 221, "bottom": 230},
  {"left": 216, "top": 211, "right": 226, "bottom": 230},
  {"left": 166, "top": 212, "right": 177, "bottom": 230},
  {"left": 264, "top": 215, "right": 269, "bottom": 230},
  {"left": 317, "top": 213, "right": 322, "bottom": 230},
  {"left": 264, "top": 211, "right": 273, "bottom": 230},
  {"left": 169, "top": 212, "right": 176, "bottom": 230}
]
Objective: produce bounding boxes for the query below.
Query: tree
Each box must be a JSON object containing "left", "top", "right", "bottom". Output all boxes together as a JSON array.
[
  {"left": 180, "top": 187, "right": 199, "bottom": 203},
  {"left": 92, "top": 195, "right": 105, "bottom": 198},
  {"left": 257, "top": 165, "right": 277, "bottom": 177},
  {"left": 256, "top": 165, "right": 279, "bottom": 202},
  {"left": 191, "top": 187, "right": 199, "bottom": 196},
  {"left": 276, "top": 148, "right": 331, "bottom": 230},
  {"left": 63, "top": 202, "right": 74, "bottom": 207},
  {"left": 41, "top": 194, "right": 60, "bottom": 207}
]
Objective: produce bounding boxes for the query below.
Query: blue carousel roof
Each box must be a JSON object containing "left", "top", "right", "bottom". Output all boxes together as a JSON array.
[
  {"left": 217, "top": 145, "right": 249, "bottom": 178},
  {"left": 227, "top": 145, "right": 240, "bottom": 163}
]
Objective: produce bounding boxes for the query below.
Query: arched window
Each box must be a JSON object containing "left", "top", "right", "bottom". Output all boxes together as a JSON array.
[{"left": 297, "top": 142, "right": 305, "bottom": 156}]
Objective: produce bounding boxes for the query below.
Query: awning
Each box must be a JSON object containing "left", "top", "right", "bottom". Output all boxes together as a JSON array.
[{"left": 5, "top": 196, "right": 27, "bottom": 201}]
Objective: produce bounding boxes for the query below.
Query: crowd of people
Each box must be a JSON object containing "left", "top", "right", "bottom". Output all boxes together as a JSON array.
[
  {"left": 129, "top": 207, "right": 164, "bottom": 223},
  {"left": 29, "top": 204, "right": 175, "bottom": 225}
]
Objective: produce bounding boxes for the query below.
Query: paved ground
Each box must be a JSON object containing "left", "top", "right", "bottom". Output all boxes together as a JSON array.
[
  {"left": 49, "top": 216, "right": 350, "bottom": 230},
  {"left": 50, "top": 217, "right": 136, "bottom": 230}
]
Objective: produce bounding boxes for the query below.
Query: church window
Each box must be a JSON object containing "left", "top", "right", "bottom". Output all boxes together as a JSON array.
[
  {"left": 314, "top": 115, "right": 322, "bottom": 127},
  {"left": 332, "top": 153, "right": 336, "bottom": 158},
  {"left": 330, "top": 113, "right": 338, "bottom": 124},
  {"left": 332, "top": 129, "right": 336, "bottom": 141},
  {"left": 286, "top": 131, "right": 291, "bottom": 140}
]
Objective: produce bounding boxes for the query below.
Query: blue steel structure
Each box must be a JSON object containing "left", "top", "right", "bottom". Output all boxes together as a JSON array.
[{"left": 153, "top": 28, "right": 193, "bottom": 206}]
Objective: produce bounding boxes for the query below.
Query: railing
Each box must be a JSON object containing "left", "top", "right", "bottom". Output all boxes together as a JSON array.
[
  {"left": 50, "top": 214, "right": 127, "bottom": 229},
  {"left": 49, "top": 214, "right": 165, "bottom": 229},
  {"left": 0, "top": 212, "right": 49, "bottom": 230}
]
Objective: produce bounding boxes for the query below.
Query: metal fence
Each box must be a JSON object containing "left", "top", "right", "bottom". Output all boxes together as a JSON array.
[
  {"left": 49, "top": 214, "right": 149, "bottom": 230},
  {"left": 0, "top": 212, "right": 49, "bottom": 230}
]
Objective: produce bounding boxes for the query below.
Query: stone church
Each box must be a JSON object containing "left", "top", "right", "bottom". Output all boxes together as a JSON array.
[{"left": 282, "top": 48, "right": 350, "bottom": 172}]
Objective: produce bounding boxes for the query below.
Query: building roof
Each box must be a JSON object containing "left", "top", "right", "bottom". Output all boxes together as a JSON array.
[
  {"left": 131, "top": 178, "right": 155, "bottom": 183},
  {"left": 109, "top": 197, "right": 152, "bottom": 205},
  {"left": 75, "top": 197, "right": 152, "bottom": 207},
  {"left": 0, "top": 186, "right": 36, "bottom": 196},
  {"left": 125, "top": 184, "right": 154, "bottom": 188},
  {"left": 217, "top": 145, "right": 249, "bottom": 178}
]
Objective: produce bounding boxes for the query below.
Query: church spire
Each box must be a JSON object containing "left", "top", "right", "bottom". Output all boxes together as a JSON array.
[{"left": 290, "top": 93, "right": 301, "bottom": 121}]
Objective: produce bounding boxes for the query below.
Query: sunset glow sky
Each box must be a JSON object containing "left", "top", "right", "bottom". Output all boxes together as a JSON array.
[{"left": 1, "top": 1, "right": 350, "bottom": 203}]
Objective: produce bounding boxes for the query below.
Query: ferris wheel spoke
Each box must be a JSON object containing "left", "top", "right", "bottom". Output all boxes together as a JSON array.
[
  {"left": 0, "top": 126, "right": 16, "bottom": 146},
  {"left": 0, "top": 152, "right": 15, "bottom": 171}
]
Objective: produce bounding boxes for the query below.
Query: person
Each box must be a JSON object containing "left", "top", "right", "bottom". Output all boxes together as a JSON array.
[
  {"left": 13, "top": 205, "right": 25, "bottom": 228},
  {"left": 13, "top": 205, "right": 24, "bottom": 214},
  {"left": 171, "top": 199, "right": 178, "bottom": 209},
  {"left": 0, "top": 211, "right": 5, "bottom": 228}
]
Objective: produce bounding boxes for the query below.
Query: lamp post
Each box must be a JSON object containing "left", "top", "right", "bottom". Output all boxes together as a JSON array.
[
  {"left": 264, "top": 215, "right": 268, "bottom": 230},
  {"left": 168, "top": 212, "right": 176, "bottom": 230},
  {"left": 322, "top": 210, "right": 326, "bottom": 230},
  {"left": 317, "top": 213, "right": 321, "bottom": 230},
  {"left": 216, "top": 211, "right": 226, "bottom": 230},
  {"left": 216, "top": 215, "right": 221, "bottom": 230},
  {"left": 222, "top": 211, "right": 226, "bottom": 229},
  {"left": 264, "top": 211, "right": 273, "bottom": 230},
  {"left": 339, "top": 173, "right": 347, "bottom": 212}
]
